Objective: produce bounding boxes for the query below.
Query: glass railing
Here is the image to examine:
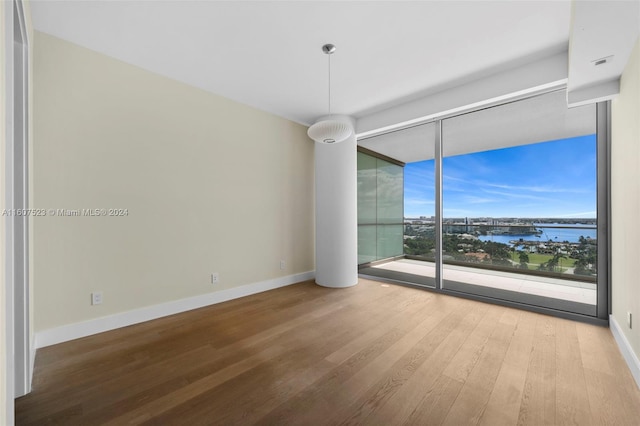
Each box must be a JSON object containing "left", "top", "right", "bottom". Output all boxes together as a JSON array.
[
  {"left": 403, "top": 222, "right": 436, "bottom": 262},
  {"left": 358, "top": 223, "right": 405, "bottom": 265},
  {"left": 403, "top": 222, "right": 597, "bottom": 283}
]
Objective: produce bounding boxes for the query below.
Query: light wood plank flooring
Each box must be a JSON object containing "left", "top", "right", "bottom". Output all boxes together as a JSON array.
[{"left": 16, "top": 279, "right": 640, "bottom": 425}]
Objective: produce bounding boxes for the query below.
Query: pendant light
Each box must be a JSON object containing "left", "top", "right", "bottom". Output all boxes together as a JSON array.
[{"left": 307, "top": 44, "right": 353, "bottom": 144}]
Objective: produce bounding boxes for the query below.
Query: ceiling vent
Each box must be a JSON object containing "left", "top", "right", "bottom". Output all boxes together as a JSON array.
[{"left": 592, "top": 55, "right": 613, "bottom": 66}]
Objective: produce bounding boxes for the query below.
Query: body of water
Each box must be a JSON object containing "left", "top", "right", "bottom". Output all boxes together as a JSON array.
[{"left": 478, "top": 224, "right": 597, "bottom": 245}]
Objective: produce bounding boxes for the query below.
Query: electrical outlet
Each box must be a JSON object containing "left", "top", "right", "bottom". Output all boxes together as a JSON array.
[
  {"left": 628, "top": 312, "right": 633, "bottom": 329},
  {"left": 280, "top": 260, "right": 285, "bottom": 270},
  {"left": 211, "top": 272, "right": 219, "bottom": 284},
  {"left": 91, "top": 291, "right": 103, "bottom": 305}
]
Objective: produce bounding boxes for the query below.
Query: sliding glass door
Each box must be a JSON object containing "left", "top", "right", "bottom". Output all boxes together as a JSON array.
[
  {"left": 441, "top": 91, "right": 598, "bottom": 315},
  {"left": 357, "top": 89, "right": 607, "bottom": 321}
]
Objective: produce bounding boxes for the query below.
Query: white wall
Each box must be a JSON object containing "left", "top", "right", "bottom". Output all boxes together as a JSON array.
[
  {"left": 33, "top": 32, "right": 314, "bottom": 334},
  {"left": 611, "top": 36, "right": 640, "bottom": 374}
]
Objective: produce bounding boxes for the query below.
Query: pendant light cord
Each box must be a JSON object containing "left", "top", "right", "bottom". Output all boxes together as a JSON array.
[{"left": 328, "top": 53, "right": 331, "bottom": 115}]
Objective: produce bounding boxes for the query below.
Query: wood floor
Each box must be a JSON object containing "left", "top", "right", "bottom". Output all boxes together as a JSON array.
[{"left": 16, "top": 279, "right": 640, "bottom": 425}]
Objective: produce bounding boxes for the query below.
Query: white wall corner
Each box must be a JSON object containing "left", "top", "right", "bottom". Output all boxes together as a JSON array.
[
  {"left": 610, "top": 314, "right": 640, "bottom": 390},
  {"left": 34, "top": 271, "right": 315, "bottom": 349},
  {"left": 567, "top": 0, "right": 639, "bottom": 109}
]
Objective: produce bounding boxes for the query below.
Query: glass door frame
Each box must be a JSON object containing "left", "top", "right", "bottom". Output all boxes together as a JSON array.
[
  {"left": 358, "top": 89, "right": 610, "bottom": 325},
  {"left": 431, "top": 99, "right": 609, "bottom": 323}
]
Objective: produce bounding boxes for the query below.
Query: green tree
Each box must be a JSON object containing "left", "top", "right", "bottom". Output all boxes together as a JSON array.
[
  {"left": 404, "top": 237, "right": 435, "bottom": 256},
  {"left": 547, "top": 252, "right": 566, "bottom": 272},
  {"left": 518, "top": 251, "right": 529, "bottom": 269},
  {"left": 484, "top": 241, "right": 510, "bottom": 261},
  {"left": 573, "top": 236, "right": 597, "bottom": 276}
]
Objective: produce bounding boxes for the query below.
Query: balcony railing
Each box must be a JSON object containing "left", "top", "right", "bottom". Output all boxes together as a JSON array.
[{"left": 401, "top": 222, "right": 597, "bottom": 283}]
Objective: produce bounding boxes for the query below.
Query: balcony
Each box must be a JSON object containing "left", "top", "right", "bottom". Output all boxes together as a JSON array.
[{"left": 359, "top": 222, "right": 598, "bottom": 316}]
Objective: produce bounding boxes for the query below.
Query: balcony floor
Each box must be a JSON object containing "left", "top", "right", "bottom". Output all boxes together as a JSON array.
[{"left": 367, "top": 259, "right": 596, "bottom": 306}]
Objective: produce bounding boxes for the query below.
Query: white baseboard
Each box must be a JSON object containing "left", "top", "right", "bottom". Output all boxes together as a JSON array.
[
  {"left": 35, "top": 271, "right": 315, "bottom": 349},
  {"left": 610, "top": 314, "right": 640, "bottom": 389}
]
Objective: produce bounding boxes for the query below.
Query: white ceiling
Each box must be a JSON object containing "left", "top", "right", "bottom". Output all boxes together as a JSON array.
[{"left": 30, "top": 0, "right": 574, "bottom": 126}]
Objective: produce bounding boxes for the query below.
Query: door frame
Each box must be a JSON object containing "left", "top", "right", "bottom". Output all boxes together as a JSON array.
[{"left": 4, "top": 0, "right": 31, "bottom": 413}]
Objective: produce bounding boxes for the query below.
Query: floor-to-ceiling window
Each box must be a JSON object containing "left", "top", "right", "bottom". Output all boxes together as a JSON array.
[
  {"left": 358, "top": 89, "right": 608, "bottom": 322},
  {"left": 440, "top": 90, "right": 599, "bottom": 316}
]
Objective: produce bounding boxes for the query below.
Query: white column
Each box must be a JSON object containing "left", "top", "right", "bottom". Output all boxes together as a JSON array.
[{"left": 314, "top": 117, "right": 358, "bottom": 288}]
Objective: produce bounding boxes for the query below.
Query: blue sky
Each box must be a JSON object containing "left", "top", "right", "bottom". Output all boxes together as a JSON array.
[{"left": 404, "top": 135, "right": 597, "bottom": 218}]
